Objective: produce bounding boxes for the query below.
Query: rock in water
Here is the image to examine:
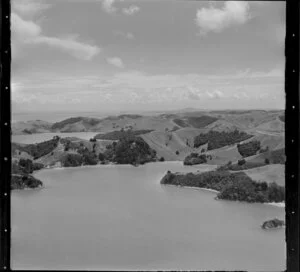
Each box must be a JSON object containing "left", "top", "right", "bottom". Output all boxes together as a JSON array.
[{"left": 261, "top": 218, "right": 285, "bottom": 230}]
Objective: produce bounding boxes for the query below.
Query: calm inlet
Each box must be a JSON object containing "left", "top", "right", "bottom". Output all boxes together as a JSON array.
[{"left": 11, "top": 162, "right": 285, "bottom": 271}]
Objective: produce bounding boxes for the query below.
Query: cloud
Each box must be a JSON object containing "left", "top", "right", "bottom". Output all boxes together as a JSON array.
[
  {"left": 11, "top": 12, "right": 101, "bottom": 60},
  {"left": 101, "top": 0, "right": 117, "bottom": 14},
  {"left": 195, "top": 1, "right": 250, "bottom": 35},
  {"left": 11, "top": 12, "right": 42, "bottom": 41},
  {"left": 12, "top": 0, "right": 51, "bottom": 17},
  {"left": 106, "top": 57, "right": 125, "bottom": 68},
  {"left": 206, "top": 89, "right": 225, "bottom": 99},
  {"left": 122, "top": 5, "right": 140, "bottom": 15},
  {"left": 33, "top": 36, "right": 101, "bottom": 60},
  {"left": 233, "top": 91, "right": 249, "bottom": 99}
]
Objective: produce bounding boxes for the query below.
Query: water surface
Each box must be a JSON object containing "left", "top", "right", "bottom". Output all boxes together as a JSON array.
[
  {"left": 11, "top": 162, "right": 285, "bottom": 270},
  {"left": 12, "top": 132, "right": 100, "bottom": 144}
]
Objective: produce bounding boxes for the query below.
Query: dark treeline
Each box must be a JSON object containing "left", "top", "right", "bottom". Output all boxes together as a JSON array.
[
  {"left": 217, "top": 160, "right": 266, "bottom": 171},
  {"left": 183, "top": 153, "right": 207, "bottom": 165},
  {"left": 194, "top": 129, "right": 253, "bottom": 149},
  {"left": 161, "top": 170, "right": 285, "bottom": 203},
  {"left": 237, "top": 140, "right": 261, "bottom": 157}
]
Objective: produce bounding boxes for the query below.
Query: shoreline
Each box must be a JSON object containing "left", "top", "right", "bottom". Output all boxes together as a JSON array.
[
  {"left": 34, "top": 161, "right": 216, "bottom": 173},
  {"left": 163, "top": 184, "right": 285, "bottom": 207},
  {"left": 164, "top": 183, "right": 219, "bottom": 193},
  {"left": 264, "top": 202, "right": 285, "bottom": 208}
]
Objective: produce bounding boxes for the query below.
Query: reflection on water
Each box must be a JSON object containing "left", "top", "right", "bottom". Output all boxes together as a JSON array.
[{"left": 11, "top": 162, "right": 285, "bottom": 271}]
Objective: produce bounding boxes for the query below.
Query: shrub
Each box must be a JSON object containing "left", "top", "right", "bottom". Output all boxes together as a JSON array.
[
  {"left": 238, "top": 159, "right": 246, "bottom": 166},
  {"left": 98, "top": 153, "right": 105, "bottom": 161},
  {"left": 265, "top": 158, "right": 270, "bottom": 164},
  {"left": 159, "top": 157, "right": 165, "bottom": 162},
  {"left": 176, "top": 150, "right": 180, "bottom": 155}
]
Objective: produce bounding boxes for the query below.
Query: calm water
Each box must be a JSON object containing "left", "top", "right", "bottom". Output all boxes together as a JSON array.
[
  {"left": 11, "top": 162, "right": 285, "bottom": 271},
  {"left": 12, "top": 112, "right": 109, "bottom": 123},
  {"left": 12, "top": 132, "right": 100, "bottom": 144}
]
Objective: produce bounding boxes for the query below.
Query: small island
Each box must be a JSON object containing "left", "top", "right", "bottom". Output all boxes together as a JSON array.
[{"left": 261, "top": 218, "right": 285, "bottom": 230}]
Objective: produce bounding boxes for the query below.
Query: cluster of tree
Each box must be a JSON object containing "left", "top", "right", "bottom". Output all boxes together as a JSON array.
[
  {"left": 16, "top": 158, "right": 44, "bottom": 174},
  {"left": 183, "top": 153, "right": 207, "bottom": 165},
  {"left": 78, "top": 148, "right": 98, "bottom": 165},
  {"left": 237, "top": 140, "right": 261, "bottom": 157},
  {"left": 11, "top": 175, "right": 43, "bottom": 190},
  {"left": 217, "top": 160, "right": 266, "bottom": 171},
  {"left": 102, "top": 136, "right": 157, "bottom": 165},
  {"left": 194, "top": 129, "right": 252, "bottom": 149},
  {"left": 160, "top": 170, "right": 285, "bottom": 203},
  {"left": 186, "top": 116, "right": 218, "bottom": 128},
  {"left": 94, "top": 129, "right": 153, "bottom": 140},
  {"left": 60, "top": 153, "right": 83, "bottom": 167},
  {"left": 19, "top": 137, "right": 60, "bottom": 159}
]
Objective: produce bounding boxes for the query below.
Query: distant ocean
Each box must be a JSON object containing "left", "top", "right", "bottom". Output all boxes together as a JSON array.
[{"left": 12, "top": 112, "right": 109, "bottom": 123}]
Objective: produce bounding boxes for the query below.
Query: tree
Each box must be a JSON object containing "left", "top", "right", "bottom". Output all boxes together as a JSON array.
[
  {"left": 176, "top": 150, "right": 179, "bottom": 155},
  {"left": 98, "top": 153, "right": 105, "bottom": 161},
  {"left": 238, "top": 159, "right": 246, "bottom": 166},
  {"left": 159, "top": 157, "right": 165, "bottom": 162},
  {"left": 265, "top": 158, "right": 270, "bottom": 164}
]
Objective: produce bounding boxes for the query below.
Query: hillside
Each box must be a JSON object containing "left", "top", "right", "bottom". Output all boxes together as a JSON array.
[
  {"left": 242, "top": 164, "right": 285, "bottom": 186},
  {"left": 12, "top": 120, "right": 52, "bottom": 135},
  {"left": 11, "top": 110, "right": 285, "bottom": 167}
]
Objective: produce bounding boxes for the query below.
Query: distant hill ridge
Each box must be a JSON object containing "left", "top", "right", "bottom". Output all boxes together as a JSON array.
[{"left": 12, "top": 110, "right": 284, "bottom": 137}]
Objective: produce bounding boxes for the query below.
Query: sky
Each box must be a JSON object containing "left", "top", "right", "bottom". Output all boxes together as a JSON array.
[{"left": 11, "top": 0, "right": 286, "bottom": 114}]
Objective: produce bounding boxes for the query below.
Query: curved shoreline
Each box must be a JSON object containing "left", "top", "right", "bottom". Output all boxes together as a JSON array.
[{"left": 163, "top": 183, "right": 285, "bottom": 207}]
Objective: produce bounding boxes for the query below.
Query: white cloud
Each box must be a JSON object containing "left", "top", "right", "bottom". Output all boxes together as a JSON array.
[
  {"left": 11, "top": 12, "right": 101, "bottom": 60},
  {"left": 33, "top": 36, "right": 101, "bottom": 60},
  {"left": 106, "top": 57, "right": 125, "bottom": 68},
  {"left": 12, "top": 0, "right": 51, "bottom": 17},
  {"left": 122, "top": 5, "right": 140, "bottom": 15},
  {"left": 102, "top": 0, "right": 117, "bottom": 14},
  {"left": 233, "top": 91, "right": 249, "bottom": 100},
  {"left": 11, "top": 12, "right": 42, "bottom": 41},
  {"left": 206, "top": 89, "right": 225, "bottom": 99},
  {"left": 195, "top": 1, "right": 250, "bottom": 35}
]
